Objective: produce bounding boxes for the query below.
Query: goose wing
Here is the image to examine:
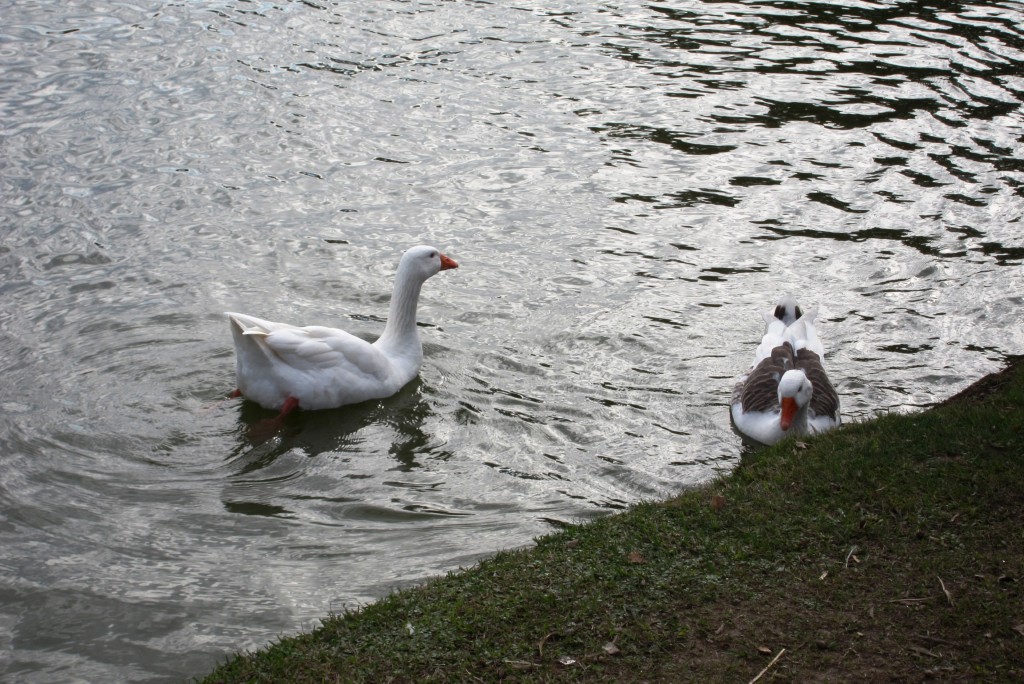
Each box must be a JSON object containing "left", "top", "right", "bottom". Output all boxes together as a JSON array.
[
  {"left": 261, "top": 325, "right": 391, "bottom": 379},
  {"left": 795, "top": 347, "right": 839, "bottom": 419},
  {"left": 734, "top": 343, "right": 797, "bottom": 412},
  {"left": 227, "top": 312, "right": 391, "bottom": 380}
]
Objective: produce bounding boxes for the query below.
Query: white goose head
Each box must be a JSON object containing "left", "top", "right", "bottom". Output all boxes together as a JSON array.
[
  {"left": 399, "top": 245, "right": 459, "bottom": 282},
  {"left": 762, "top": 295, "right": 803, "bottom": 328},
  {"left": 778, "top": 369, "right": 813, "bottom": 431}
]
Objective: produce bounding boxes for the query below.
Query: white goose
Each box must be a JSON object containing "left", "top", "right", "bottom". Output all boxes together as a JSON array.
[
  {"left": 730, "top": 297, "right": 840, "bottom": 445},
  {"left": 226, "top": 245, "right": 458, "bottom": 415}
]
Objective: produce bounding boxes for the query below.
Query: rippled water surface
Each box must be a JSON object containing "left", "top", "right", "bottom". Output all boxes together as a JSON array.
[{"left": 2, "top": 0, "right": 1023, "bottom": 680}]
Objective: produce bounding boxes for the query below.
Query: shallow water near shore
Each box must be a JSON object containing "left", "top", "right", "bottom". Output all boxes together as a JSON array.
[{"left": 1, "top": 1, "right": 1023, "bottom": 680}]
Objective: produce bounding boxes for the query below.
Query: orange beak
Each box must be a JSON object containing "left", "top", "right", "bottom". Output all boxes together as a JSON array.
[
  {"left": 779, "top": 396, "right": 798, "bottom": 431},
  {"left": 440, "top": 253, "right": 459, "bottom": 271}
]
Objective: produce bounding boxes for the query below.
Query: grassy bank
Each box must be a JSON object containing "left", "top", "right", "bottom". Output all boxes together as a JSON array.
[{"left": 200, "top": 359, "right": 1023, "bottom": 683}]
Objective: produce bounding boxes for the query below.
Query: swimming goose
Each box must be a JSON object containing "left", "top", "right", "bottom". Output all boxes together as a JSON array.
[
  {"left": 730, "top": 297, "right": 840, "bottom": 445},
  {"left": 226, "top": 245, "right": 458, "bottom": 415}
]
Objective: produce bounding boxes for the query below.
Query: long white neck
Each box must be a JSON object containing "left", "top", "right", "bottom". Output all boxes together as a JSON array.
[{"left": 375, "top": 267, "right": 424, "bottom": 359}]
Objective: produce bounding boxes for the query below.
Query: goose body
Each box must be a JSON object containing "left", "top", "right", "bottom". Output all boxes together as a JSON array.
[
  {"left": 730, "top": 297, "right": 840, "bottom": 445},
  {"left": 227, "top": 245, "right": 457, "bottom": 412}
]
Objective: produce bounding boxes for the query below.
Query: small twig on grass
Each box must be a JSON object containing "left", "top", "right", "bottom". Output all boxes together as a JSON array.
[
  {"left": 938, "top": 576, "right": 954, "bottom": 607},
  {"left": 915, "top": 633, "right": 959, "bottom": 647},
  {"left": 749, "top": 648, "right": 786, "bottom": 684},
  {"left": 909, "top": 645, "right": 940, "bottom": 659},
  {"left": 844, "top": 545, "right": 859, "bottom": 568},
  {"left": 503, "top": 659, "right": 539, "bottom": 670}
]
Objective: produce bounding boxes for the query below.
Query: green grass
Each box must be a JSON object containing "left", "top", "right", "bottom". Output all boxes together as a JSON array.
[{"left": 199, "top": 360, "right": 1024, "bottom": 682}]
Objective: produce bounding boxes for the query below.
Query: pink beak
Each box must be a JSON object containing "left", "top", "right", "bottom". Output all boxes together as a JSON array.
[
  {"left": 779, "top": 396, "right": 798, "bottom": 431},
  {"left": 440, "top": 253, "right": 459, "bottom": 271}
]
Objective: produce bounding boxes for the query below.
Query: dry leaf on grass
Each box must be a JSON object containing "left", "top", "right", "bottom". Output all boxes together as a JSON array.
[
  {"left": 537, "top": 632, "right": 555, "bottom": 657},
  {"left": 938, "top": 576, "right": 954, "bottom": 607},
  {"left": 909, "top": 645, "right": 940, "bottom": 659}
]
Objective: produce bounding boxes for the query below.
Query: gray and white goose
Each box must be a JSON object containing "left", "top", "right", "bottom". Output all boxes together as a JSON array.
[{"left": 730, "top": 297, "right": 840, "bottom": 445}]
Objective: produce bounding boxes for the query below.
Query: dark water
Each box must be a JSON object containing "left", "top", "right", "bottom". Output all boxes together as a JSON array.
[{"left": 1, "top": 0, "right": 1022, "bottom": 680}]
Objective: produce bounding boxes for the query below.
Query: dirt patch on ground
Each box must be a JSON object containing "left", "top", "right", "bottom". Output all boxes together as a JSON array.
[
  {"left": 654, "top": 534, "right": 1023, "bottom": 683},
  {"left": 939, "top": 355, "right": 1023, "bottom": 407}
]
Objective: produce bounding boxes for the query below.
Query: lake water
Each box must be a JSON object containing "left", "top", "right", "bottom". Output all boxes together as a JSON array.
[{"left": 2, "top": 0, "right": 1022, "bottom": 680}]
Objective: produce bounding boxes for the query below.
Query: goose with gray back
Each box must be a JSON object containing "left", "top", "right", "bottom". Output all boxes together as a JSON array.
[{"left": 730, "top": 298, "right": 840, "bottom": 445}]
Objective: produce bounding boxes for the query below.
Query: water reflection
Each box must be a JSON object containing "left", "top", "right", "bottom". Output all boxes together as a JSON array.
[
  {"left": 232, "top": 378, "right": 436, "bottom": 457},
  {"left": 222, "top": 378, "right": 467, "bottom": 528}
]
